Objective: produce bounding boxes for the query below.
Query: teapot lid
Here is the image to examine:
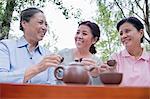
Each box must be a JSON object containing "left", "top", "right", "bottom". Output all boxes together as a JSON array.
[{"left": 69, "top": 61, "right": 84, "bottom": 66}]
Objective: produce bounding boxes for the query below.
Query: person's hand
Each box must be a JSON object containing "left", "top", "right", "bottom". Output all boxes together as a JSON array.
[
  {"left": 80, "top": 58, "right": 97, "bottom": 67},
  {"left": 36, "top": 54, "right": 63, "bottom": 72},
  {"left": 99, "top": 62, "right": 116, "bottom": 73},
  {"left": 80, "top": 58, "right": 99, "bottom": 77},
  {"left": 99, "top": 63, "right": 110, "bottom": 73},
  {"left": 23, "top": 54, "right": 63, "bottom": 83}
]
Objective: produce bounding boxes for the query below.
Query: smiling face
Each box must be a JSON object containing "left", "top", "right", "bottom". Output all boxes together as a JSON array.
[
  {"left": 118, "top": 22, "right": 143, "bottom": 48},
  {"left": 22, "top": 12, "right": 48, "bottom": 43},
  {"left": 74, "top": 25, "right": 96, "bottom": 50}
]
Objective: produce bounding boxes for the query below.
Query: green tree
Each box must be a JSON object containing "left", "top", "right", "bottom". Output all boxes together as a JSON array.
[
  {"left": 0, "top": 0, "right": 81, "bottom": 51},
  {"left": 0, "top": 1, "right": 4, "bottom": 31},
  {"left": 95, "top": 0, "right": 150, "bottom": 61},
  {"left": 96, "top": 0, "right": 150, "bottom": 43},
  {"left": 95, "top": 2, "right": 122, "bottom": 61},
  {"left": 0, "top": 0, "right": 81, "bottom": 40},
  {"left": 0, "top": 0, "right": 16, "bottom": 40},
  {"left": 114, "top": 0, "right": 150, "bottom": 44}
]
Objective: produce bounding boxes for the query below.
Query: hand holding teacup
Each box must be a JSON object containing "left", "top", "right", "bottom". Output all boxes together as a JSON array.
[
  {"left": 99, "top": 60, "right": 117, "bottom": 73},
  {"left": 23, "top": 54, "right": 64, "bottom": 83},
  {"left": 78, "top": 58, "right": 100, "bottom": 77},
  {"left": 98, "top": 60, "right": 123, "bottom": 85},
  {"left": 37, "top": 54, "right": 64, "bottom": 70}
]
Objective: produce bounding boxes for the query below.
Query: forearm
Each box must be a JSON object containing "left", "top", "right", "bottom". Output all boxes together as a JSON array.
[
  {"left": 0, "top": 69, "right": 26, "bottom": 83},
  {"left": 23, "top": 65, "right": 40, "bottom": 83}
]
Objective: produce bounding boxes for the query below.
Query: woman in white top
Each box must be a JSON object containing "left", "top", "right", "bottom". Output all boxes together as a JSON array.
[{"left": 58, "top": 21, "right": 102, "bottom": 85}]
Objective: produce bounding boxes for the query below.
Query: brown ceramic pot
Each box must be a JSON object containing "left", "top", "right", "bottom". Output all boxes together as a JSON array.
[
  {"left": 99, "top": 72, "right": 123, "bottom": 85},
  {"left": 54, "top": 62, "right": 91, "bottom": 84}
]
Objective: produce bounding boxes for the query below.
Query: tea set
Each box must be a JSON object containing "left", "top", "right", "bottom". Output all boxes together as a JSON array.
[{"left": 54, "top": 58, "right": 123, "bottom": 85}]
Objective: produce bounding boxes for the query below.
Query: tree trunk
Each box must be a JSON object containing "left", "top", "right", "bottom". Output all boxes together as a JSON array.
[
  {"left": 144, "top": 0, "right": 150, "bottom": 43},
  {"left": 0, "top": 0, "right": 16, "bottom": 40}
]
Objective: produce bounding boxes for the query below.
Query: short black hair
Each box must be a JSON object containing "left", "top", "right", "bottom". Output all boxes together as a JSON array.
[
  {"left": 20, "top": 7, "right": 43, "bottom": 31},
  {"left": 116, "top": 17, "right": 144, "bottom": 43}
]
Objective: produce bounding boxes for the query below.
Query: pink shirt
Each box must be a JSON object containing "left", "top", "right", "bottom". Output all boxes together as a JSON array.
[{"left": 111, "top": 49, "right": 150, "bottom": 87}]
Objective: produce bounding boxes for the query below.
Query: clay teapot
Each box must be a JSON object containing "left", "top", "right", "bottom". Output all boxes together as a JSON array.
[{"left": 54, "top": 62, "right": 94, "bottom": 84}]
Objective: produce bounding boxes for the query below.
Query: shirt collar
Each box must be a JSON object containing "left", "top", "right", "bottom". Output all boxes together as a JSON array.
[
  {"left": 16, "top": 36, "right": 42, "bottom": 55},
  {"left": 122, "top": 48, "right": 149, "bottom": 61},
  {"left": 17, "top": 36, "right": 28, "bottom": 48}
]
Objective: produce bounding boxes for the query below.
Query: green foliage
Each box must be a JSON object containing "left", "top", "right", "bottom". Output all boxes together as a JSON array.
[
  {"left": 13, "top": 0, "right": 47, "bottom": 14},
  {"left": 0, "top": 0, "right": 81, "bottom": 40},
  {"left": 143, "top": 41, "right": 150, "bottom": 51},
  {"left": 0, "top": 0, "right": 83, "bottom": 53},
  {"left": 114, "top": 0, "right": 150, "bottom": 43},
  {"left": 50, "top": 0, "right": 81, "bottom": 20},
  {"left": 0, "top": 0, "right": 5, "bottom": 21},
  {"left": 145, "top": 44, "right": 150, "bottom": 51},
  {"left": 95, "top": 0, "right": 150, "bottom": 61},
  {"left": 95, "top": 2, "right": 122, "bottom": 61},
  {"left": 0, "top": 26, "right": 9, "bottom": 39},
  {"left": 0, "top": 0, "right": 16, "bottom": 39}
]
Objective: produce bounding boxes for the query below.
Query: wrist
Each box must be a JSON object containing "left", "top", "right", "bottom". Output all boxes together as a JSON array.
[{"left": 23, "top": 66, "right": 39, "bottom": 83}]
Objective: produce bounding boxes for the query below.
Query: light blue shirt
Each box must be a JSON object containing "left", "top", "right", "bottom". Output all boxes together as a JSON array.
[{"left": 0, "top": 36, "right": 55, "bottom": 84}]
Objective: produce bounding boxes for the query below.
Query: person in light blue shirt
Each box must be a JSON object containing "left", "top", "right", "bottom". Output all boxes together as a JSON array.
[{"left": 0, "top": 7, "right": 62, "bottom": 84}]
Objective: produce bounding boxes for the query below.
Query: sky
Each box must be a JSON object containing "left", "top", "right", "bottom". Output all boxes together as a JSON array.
[{"left": 10, "top": 0, "right": 97, "bottom": 50}]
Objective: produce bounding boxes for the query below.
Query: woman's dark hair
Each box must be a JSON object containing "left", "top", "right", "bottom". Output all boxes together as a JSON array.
[
  {"left": 20, "top": 7, "right": 43, "bottom": 31},
  {"left": 79, "top": 21, "right": 100, "bottom": 54},
  {"left": 116, "top": 17, "right": 144, "bottom": 43}
]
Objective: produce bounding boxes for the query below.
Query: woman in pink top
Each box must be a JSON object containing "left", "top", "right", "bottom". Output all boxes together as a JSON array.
[{"left": 101, "top": 17, "right": 150, "bottom": 87}]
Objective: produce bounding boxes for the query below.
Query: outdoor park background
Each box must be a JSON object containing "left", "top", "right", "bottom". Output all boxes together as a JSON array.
[{"left": 0, "top": 0, "right": 150, "bottom": 61}]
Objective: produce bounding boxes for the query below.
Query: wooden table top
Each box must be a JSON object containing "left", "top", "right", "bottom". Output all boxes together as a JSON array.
[{"left": 0, "top": 83, "right": 150, "bottom": 99}]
